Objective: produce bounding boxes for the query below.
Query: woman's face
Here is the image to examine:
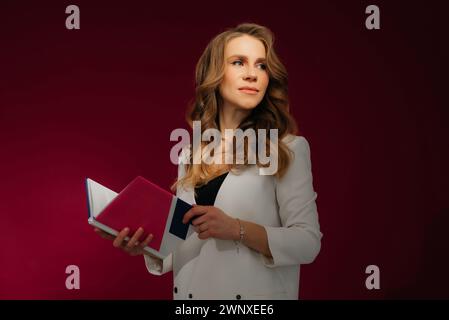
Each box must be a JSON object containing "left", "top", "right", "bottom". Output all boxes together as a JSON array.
[{"left": 219, "top": 35, "right": 269, "bottom": 112}]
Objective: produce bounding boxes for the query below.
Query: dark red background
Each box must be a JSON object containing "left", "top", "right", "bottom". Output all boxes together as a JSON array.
[{"left": 0, "top": 0, "right": 447, "bottom": 299}]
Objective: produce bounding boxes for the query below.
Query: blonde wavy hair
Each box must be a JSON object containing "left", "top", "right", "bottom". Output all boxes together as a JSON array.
[{"left": 171, "top": 23, "right": 299, "bottom": 192}]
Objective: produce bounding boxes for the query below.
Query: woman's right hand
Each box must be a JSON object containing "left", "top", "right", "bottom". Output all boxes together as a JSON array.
[{"left": 94, "top": 227, "right": 158, "bottom": 259}]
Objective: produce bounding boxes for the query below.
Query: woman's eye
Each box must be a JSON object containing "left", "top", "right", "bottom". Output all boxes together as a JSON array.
[
  {"left": 257, "top": 63, "right": 267, "bottom": 70},
  {"left": 232, "top": 60, "right": 244, "bottom": 66}
]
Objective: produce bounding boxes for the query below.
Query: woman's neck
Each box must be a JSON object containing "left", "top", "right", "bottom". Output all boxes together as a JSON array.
[{"left": 218, "top": 104, "right": 251, "bottom": 136}]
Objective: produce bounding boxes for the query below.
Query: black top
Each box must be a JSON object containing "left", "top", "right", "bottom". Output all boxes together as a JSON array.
[{"left": 194, "top": 172, "right": 229, "bottom": 205}]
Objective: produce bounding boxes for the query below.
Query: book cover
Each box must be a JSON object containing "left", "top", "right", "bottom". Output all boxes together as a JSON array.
[{"left": 85, "top": 176, "right": 194, "bottom": 259}]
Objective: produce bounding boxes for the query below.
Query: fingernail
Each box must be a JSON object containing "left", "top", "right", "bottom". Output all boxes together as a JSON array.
[{"left": 124, "top": 227, "right": 129, "bottom": 232}]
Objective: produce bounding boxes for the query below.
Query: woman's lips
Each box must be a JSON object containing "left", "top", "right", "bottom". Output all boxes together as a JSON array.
[{"left": 238, "top": 88, "right": 259, "bottom": 95}]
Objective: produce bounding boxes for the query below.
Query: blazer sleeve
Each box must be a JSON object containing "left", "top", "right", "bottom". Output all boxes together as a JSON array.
[
  {"left": 143, "top": 147, "right": 189, "bottom": 275},
  {"left": 261, "top": 136, "right": 322, "bottom": 267},
  {"left": 144, "top": 252, "right": 173, "bottom": 276}
]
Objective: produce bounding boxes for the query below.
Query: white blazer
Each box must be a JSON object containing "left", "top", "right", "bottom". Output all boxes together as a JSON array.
[{"left": 144, "top": 135, "right": 322, "bottom": 300}]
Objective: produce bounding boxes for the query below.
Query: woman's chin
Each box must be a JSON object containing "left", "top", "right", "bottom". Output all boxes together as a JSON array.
[{"left": 236, "top": 101, "right": 260, "bottom": 111}]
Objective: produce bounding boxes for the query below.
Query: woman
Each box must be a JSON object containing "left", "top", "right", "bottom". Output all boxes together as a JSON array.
[{"left": 95, "top": 23, "right": 322, "bottom": 300}]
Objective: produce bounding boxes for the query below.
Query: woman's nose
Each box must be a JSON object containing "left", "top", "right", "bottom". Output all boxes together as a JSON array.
[{"left": 243, "top": 70, "right": 257, "bottom": 81}]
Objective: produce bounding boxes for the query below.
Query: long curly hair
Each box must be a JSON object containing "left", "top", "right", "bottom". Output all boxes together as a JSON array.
[{"left": 172, "top": 23, "right": 299, "bottom": 192}]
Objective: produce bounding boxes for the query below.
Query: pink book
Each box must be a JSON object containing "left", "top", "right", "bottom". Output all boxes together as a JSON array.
[{"left": 85, "top": 176, "right": 194, "bottom": 259}]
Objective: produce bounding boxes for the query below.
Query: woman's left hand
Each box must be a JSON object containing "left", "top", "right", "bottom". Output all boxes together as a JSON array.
[{"left": 182, "top": 204, "right": 239, "bottom": 240}]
